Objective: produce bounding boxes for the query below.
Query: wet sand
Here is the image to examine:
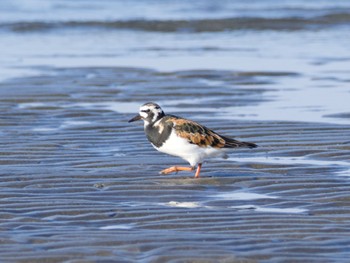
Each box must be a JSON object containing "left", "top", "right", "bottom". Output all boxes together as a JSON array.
[{"left": 1, "top": 67, "right": 350, "bottom": 262}]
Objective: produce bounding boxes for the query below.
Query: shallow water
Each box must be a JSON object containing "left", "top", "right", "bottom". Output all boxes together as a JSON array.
[
  {"left": 1, "top": 1, "right": 350, "bottom": 262},
  {"left": 1, "top": 67, "right": 350, "bottom": 262}
]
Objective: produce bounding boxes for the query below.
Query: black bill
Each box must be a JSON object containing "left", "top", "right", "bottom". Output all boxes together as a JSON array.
[{"left": 128, "top": 114, "right": 142, "bottom": 123}]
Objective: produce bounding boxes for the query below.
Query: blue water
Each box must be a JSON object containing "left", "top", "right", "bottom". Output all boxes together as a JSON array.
[
  {"left": 0, "top": 0, "right": 350, "bottom": 123},
  {"left": 1, "top": 0, "right": 350, "bottom": 21},
  {"left": 0, "top": 0, "right": 350, "bottom": 124}
]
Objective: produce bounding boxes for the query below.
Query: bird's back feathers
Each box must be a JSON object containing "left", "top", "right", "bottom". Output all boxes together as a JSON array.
[{"left": 166, "top": 115, "right": 257, "bottom": 149}]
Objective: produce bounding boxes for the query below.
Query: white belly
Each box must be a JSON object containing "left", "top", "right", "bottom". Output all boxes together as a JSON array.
[{"left": 154, "top": 131, "right": 226, "bottom": 167}]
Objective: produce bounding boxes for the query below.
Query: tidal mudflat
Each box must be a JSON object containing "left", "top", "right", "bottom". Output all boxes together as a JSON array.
[
  {"left": 1, "top": 0, "right": 350, "bottom": 261},
  {"left": 1, "top": 67, "right": 350, "bottom": 262}
]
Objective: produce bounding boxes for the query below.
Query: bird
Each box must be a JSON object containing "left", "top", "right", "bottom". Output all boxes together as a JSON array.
[{"left": 128, "top": 102, "right": 257, "bottom": 178}]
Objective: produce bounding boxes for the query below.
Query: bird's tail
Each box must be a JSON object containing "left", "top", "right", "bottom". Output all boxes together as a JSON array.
[
  {"left": 224, "top": 137, "right": 257, "bottom": 149},
  {"left": 240, "top": 141, "right": 258, "bottom": 148}
]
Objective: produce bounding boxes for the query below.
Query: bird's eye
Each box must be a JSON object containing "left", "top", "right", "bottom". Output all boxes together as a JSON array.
[{"left": 141, "top": 109, "right": 150, "bottom": 113}]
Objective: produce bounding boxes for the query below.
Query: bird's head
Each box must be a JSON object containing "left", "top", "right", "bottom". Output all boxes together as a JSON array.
[{"left": 128, "top": 102, "right": 165, "bottom": 126}]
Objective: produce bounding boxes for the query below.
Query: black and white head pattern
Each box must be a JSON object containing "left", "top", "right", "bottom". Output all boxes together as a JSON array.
[{"left": 139, "top": 102, "right": 165, "bottom": 126}]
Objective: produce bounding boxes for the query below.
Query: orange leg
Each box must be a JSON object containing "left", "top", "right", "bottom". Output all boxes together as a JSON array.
[
  {"left": 159, "top": 166, "right": 194, "bottom": 175},
  {"left": 194, "top": 163, "right": 202, "bottom": 179}
]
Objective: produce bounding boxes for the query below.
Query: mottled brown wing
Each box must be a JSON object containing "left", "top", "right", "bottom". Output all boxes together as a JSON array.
[{"left": 166, "top": 117, "right": 226, "bottom": 148}]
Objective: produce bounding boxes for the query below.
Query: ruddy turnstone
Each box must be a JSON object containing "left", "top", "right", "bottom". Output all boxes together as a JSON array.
[{"left": 129, "top": 102, "right": 257, "bottom": 178}]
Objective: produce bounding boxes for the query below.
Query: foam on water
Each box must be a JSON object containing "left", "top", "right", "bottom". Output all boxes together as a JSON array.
[
  {"left": 231, "top": 205, "right": 307, "bottom": 214},
  {"left": 211, "top": 191, "right": 277, "bottom": 201},
  {"left": 162, "top": 194, "right": 307, "bottom": 214},
  {"left": 166, "top": 201, "right": 203, "bottom": 208},
  {"left": 99, "top": 224, "right": 135, "bottom": 230},
  {"left": 32, "top": 127, "right": 58, "bottom": 132},
  {"left": 18, "top": 102, "right": 48, "bottom": 109}
]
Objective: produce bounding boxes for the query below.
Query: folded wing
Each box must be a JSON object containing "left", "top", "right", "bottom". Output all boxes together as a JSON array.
[{"left": 167, "top": 117, "right": 257, "bottom": 149}]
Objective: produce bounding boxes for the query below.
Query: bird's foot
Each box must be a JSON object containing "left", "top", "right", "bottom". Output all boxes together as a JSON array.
[{"left": 159, "top": 166, "right": 194, "bottom": 175}]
